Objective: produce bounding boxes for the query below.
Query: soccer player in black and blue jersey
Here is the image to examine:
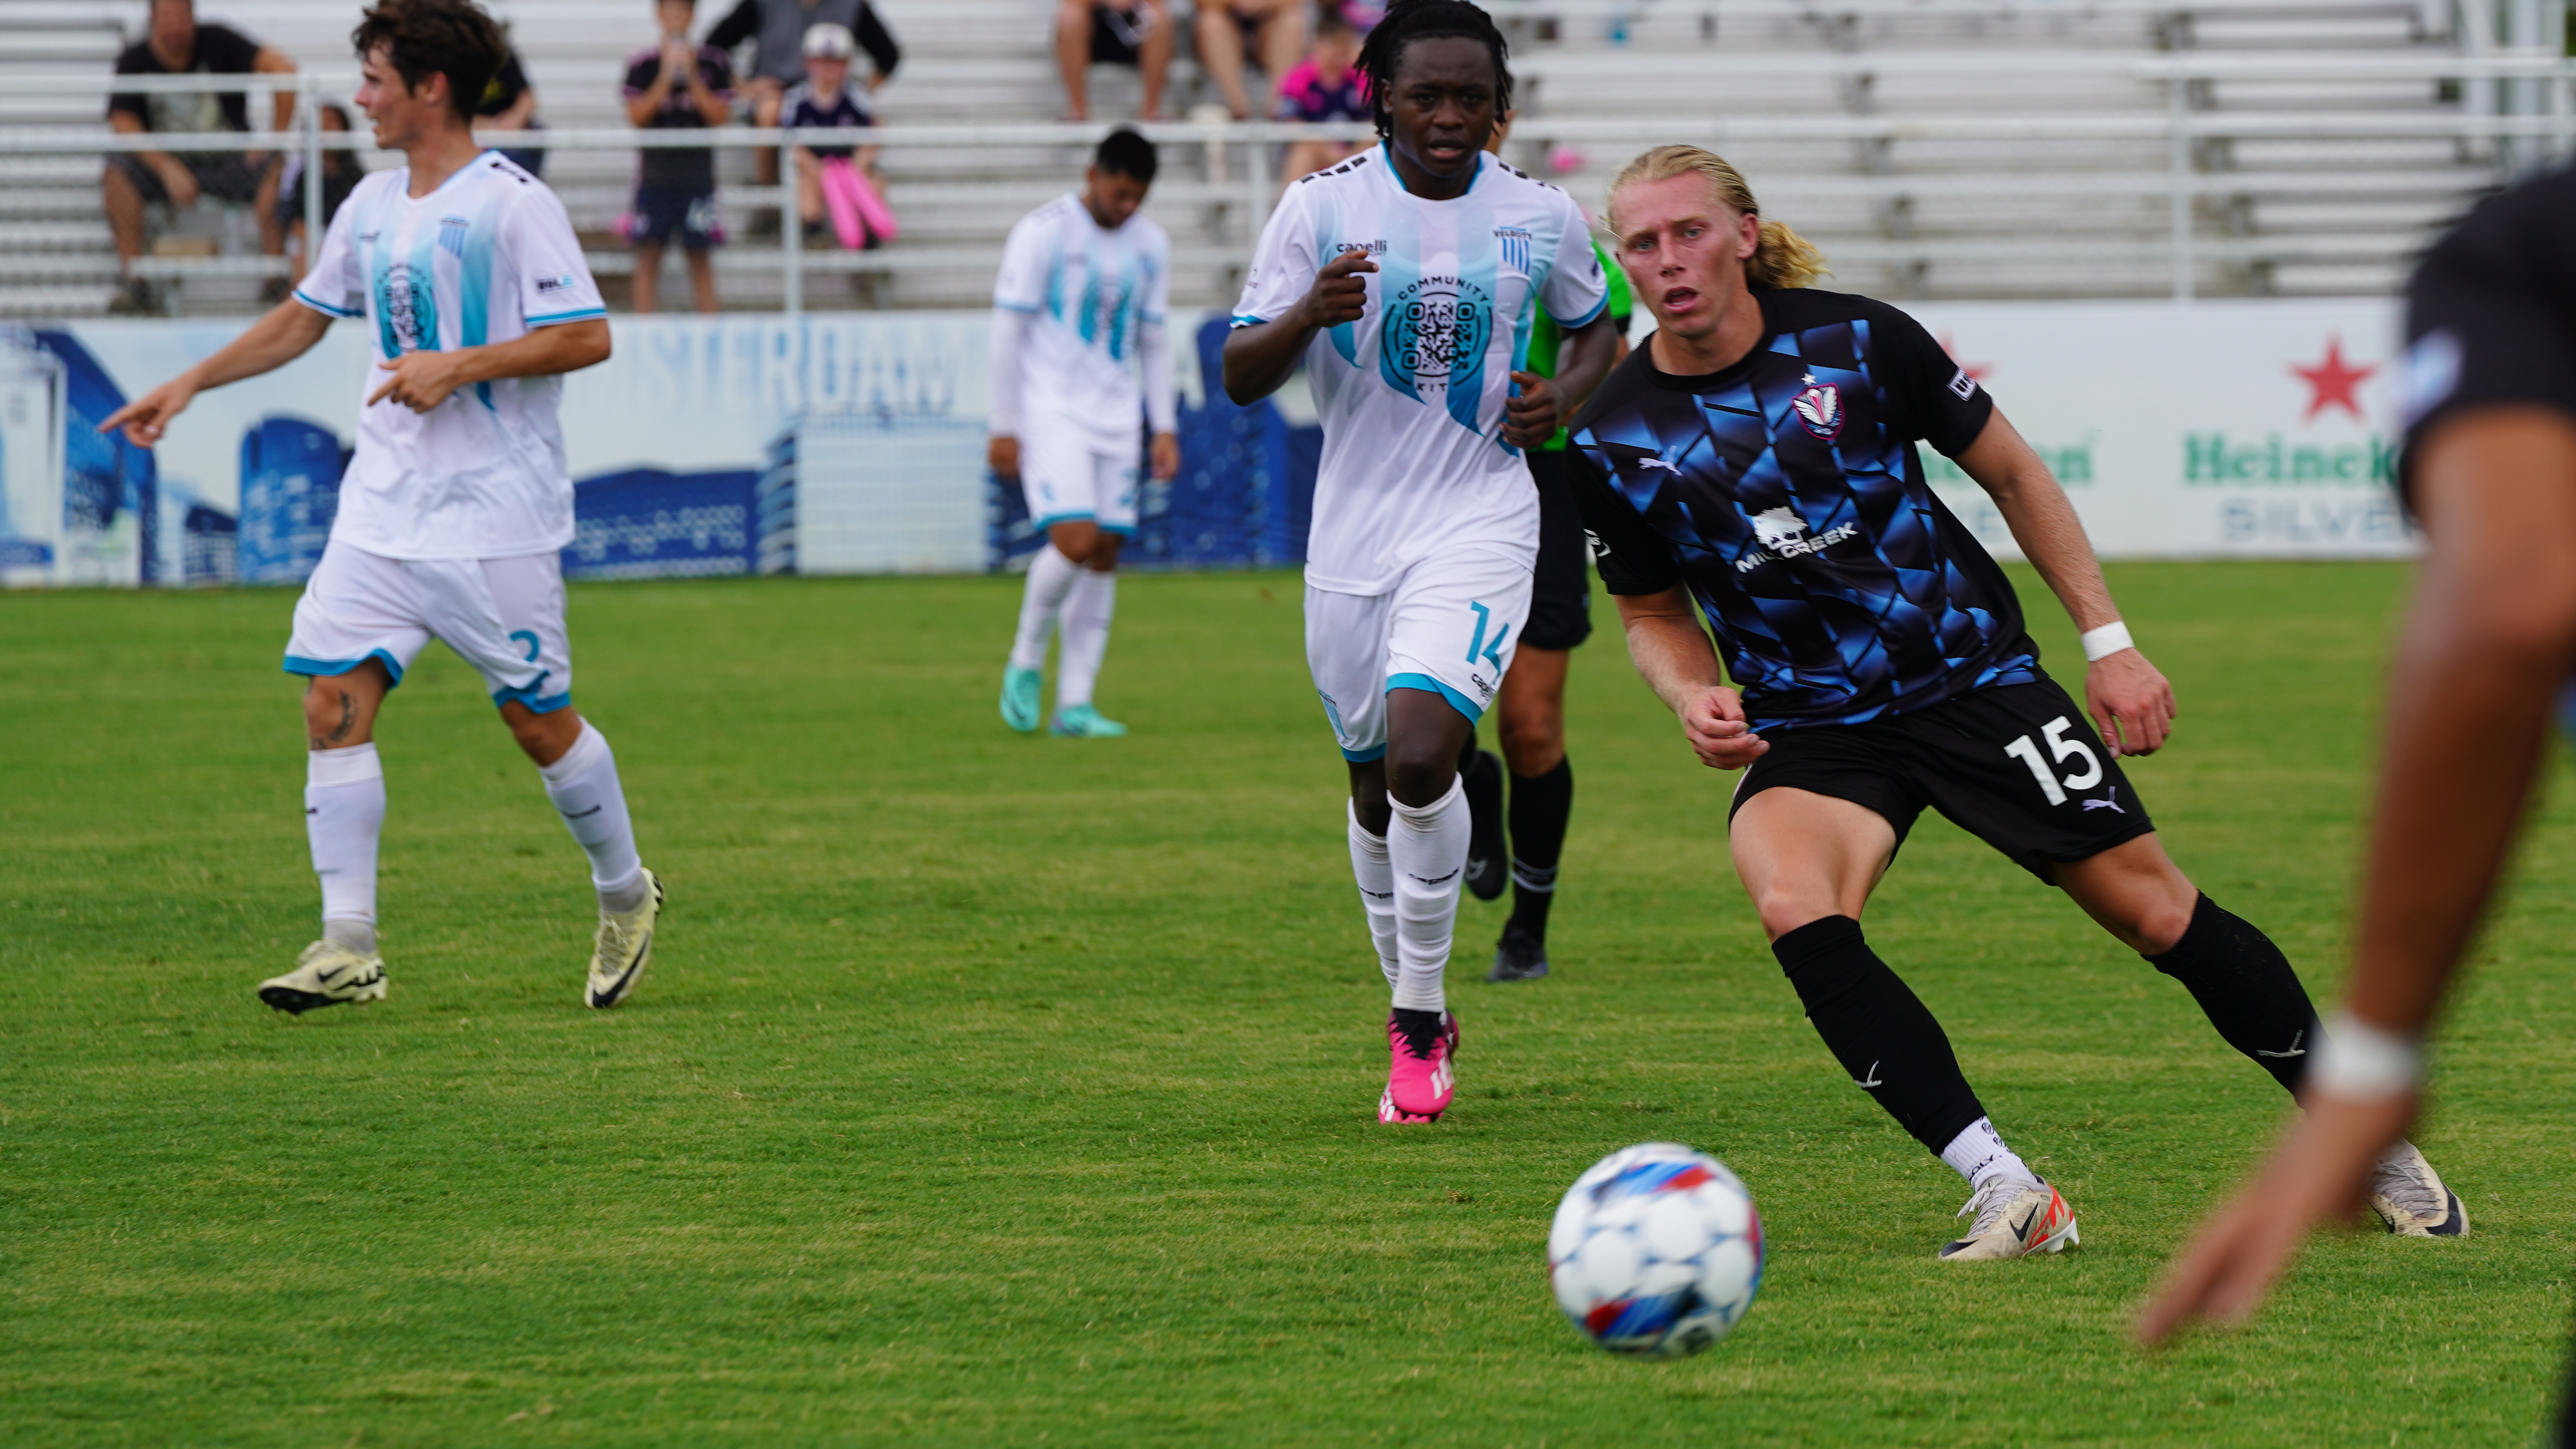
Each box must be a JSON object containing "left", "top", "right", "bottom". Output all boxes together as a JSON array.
[{"left": 1567, "top": 145, "right": 2466, "bottom": 1260}]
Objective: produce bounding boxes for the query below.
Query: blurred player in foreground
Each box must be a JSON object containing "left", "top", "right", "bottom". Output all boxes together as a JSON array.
[
  {"left": 101, "top": 0, "right": 663, "bottom": 1013},
  {"left": 1568, "top": 145, "right": 2463, "bottom": 1259},
  {"left": 992, "top": 128, "right": 1178, "bottom": 739},
  {"left": 1223, "top": 0, "right": 1616, "bottom": 1123},
  {"left": 1456, "top": 108, "right": 1632, "bottom": 984},
  {"left": 2140, "top": 169, "right": 2573, "bottom": 1398}
]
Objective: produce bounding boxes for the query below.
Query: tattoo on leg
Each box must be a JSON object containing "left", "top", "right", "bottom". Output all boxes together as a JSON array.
[{"left": 309, "top": 688, "right": 359, "bottom": 751}]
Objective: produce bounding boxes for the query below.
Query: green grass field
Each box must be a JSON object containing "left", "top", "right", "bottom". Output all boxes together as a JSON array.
[{"left": 5, "top": 562, "right": 2573, "bottom": 1447}]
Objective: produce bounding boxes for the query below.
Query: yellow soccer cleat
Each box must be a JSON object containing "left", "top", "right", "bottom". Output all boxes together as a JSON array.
[
  {"left": 259, "top": 939, "right": 389, "bottom": 1014},
  {"left": 586, "top": 868, "right": 664, "bottom": 1009}
]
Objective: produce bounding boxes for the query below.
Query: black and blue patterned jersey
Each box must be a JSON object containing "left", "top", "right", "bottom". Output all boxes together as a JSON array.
[{"left": 1568, "top": 288, "right": 2038, "bottom": 731}]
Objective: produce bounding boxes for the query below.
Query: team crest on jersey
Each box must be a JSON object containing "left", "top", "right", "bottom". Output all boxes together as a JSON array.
[
  {"left": 1791, "top": 383, "right": 1843, "bottom": 440},
  {"left": 1381, "top": 273, "right": 1492, "bottom": 395},
  {"left": 1494, "top": 227, "right": 1531, "bottom": 274},
  {"left": 437, "top": 216, "right": 470, "bottom": 258}
]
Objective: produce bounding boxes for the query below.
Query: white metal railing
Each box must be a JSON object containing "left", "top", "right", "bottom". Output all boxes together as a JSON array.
[{"left": 7, "top": 56, "right": 2573, "bottom": 307}]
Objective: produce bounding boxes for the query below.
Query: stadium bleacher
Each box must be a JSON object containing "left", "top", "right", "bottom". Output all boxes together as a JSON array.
[{"left": 0, "top": 0, "right": 2560, "bottom": 316}]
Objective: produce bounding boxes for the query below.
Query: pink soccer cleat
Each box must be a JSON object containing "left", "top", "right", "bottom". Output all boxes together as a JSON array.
[{"left": 1379, "top": 1008, "right": 1458, "bottom": 1124}]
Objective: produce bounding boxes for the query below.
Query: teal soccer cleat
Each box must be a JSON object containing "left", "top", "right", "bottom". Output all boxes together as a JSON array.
[
  {"left": 1050, "top": 703, "right": 1127, "bottom": 738},
  {"left": 1000, "top": 666, "right": 1043, "bottom": 733}
]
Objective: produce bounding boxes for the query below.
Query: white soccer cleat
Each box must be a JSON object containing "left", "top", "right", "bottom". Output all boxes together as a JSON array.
[
  {"left": 258, "top": 939, "right": 389, "bottom": 1014},
  {"left": 2370, "top": 1139, "right": 2468, "bottom": 1237},
  {"left": 1938, "top": 1178, "right": 2080, "bottom": 1262},
  {"left": 586, "top": 868, "right": 664, "bottom": 1010}
]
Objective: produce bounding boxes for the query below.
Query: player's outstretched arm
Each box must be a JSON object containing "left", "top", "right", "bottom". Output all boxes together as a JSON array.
[
  {"left": 2138, "top": 406, "right": 2576, "bottom": 1344},
  {"left": 1222, "top": 248, "right": 1374, "bottom": 404},
  {"left": 1616, "top": 586, "right": 1767, "bottom": 770},
  {"left": 1955, "top": 408, "right": 2175, "bottom": 755},
  {"left": 368, "top": 318, "right": 612, "bottom": 414},
  {"left": 99, "top": 298, "right": 335, "bottom": 447}
]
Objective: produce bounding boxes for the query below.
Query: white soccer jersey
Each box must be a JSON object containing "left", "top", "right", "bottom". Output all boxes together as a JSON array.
[
  {"left": 990, "top": 194, "right": 1176, "bottom": 443},
  {"left": 1232, "top": 146, "right": 1610, "bottom": 595},
  {"left": 292, "top": 152, "right": 608, "bottom": 561}
]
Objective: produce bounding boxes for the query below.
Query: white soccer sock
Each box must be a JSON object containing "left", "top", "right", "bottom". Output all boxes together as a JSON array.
[
  {"left": 1939, "top": 1117, "right": 2041, "bottom": 1192},
  {"left": 1056, "top": 568, "right": 1117, "bottom": 709},
  {"left": 1346, "top": 801, "right": 1400, "bottom": 990},
  {"left": 538, "top": 721, "right": 646, "bottom": 909},
  {"left": 307, "top": 743, "right": 385, "bottom": 947},
  {"left": 1386, "top": 775, "right": 1469, "bottom": 1014},
  {"left": 1009, "top": 544, "right": 1083, "bottom": 672}
]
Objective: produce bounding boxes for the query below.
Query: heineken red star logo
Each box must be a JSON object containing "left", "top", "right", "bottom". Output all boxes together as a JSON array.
[{"left": 2290, "top": 335, "right": 2376, "bottom": 423}]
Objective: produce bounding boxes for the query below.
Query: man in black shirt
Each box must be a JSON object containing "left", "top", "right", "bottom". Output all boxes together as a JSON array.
[
  {"left": 1571, "top": 145, "right": 2467, "bottom": 1261},
  {"left": 2141, "top": 167, "right": 2574, "bottom": 1433},
  {"left": 103, "top": 0, "right": 301, "bottom": 313}
]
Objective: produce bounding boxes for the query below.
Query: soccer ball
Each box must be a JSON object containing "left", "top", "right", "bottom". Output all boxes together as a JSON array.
[{"left": 1547, "top": 1142, "right": 1763, "bottom": 1358}]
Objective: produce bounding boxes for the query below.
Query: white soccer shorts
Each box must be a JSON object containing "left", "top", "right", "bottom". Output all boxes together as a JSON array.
[
  {"left": 283, "top": 540, "right": 572, "bottom": 712},
  {"left": 1306, "top": 546, "right": 1534, "bottom": 761},
  {"left": 1019, "top": 410, "right": 1141, "bottom": 535}
]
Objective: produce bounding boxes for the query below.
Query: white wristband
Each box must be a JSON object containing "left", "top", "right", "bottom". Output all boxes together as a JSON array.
[
  {"left": 2079, "top": 621, "right": 2135, "bottom": 662},
  {"left": 2309, "top": 1011, "right": 2424, "bottom": 1103}
]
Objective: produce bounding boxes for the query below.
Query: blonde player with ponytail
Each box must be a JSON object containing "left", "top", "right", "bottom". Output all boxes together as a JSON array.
[{"left": 1559, "top": 145, "right": 2466, "bottom": 1259}]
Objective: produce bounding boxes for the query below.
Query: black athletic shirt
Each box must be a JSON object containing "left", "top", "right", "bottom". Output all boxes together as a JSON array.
[
  {"left": 1568, "top": 287, "right": 2039, "bottom": 731},
  {"left": 2398, "top": 164, "right": 2576, "bottom": 501},
  {"left": 107, "top": 25, "right": 264, "bottom": 133}
]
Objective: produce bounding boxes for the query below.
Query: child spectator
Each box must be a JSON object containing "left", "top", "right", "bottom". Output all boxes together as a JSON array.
[
  {"left": 784, "top": 23, "right": 888, "bottom": 246},
  {"left": 275, "top": 102, "right": 365, "bottom": 285},
  {"left": 622, "top": 0, "right": 734, "bottom": 313},
  {"left": 1275, "top": 7, "right": 1366, "bottom": 184}
]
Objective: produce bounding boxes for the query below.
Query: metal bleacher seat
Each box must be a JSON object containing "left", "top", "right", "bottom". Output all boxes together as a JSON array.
[{"left": 0, "top": 0, "right": 2554, "bottom": 316}]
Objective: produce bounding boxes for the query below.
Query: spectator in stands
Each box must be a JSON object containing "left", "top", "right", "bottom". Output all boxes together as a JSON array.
[
  {"left": 708, "top": 0, "right": 898, "bottom": 192},
  {"left": 623, "top": 0, "right": 736, "bottom": 313},
  {"left": 1197, "top": 0, "right": 1304, "bottom": 121},
  {"left": 1275, "top": 7, "right": 1367, "bottom": 183},
  {"left": 103, "top": 0, "right": 300, "bottom": 315},
  {"left": 785, "top": 24, "right": 885, "bottom": 244},
  {"left": 275, "top": 102, "right": 365, "bottom": 285},
  {"left": 474, "top": 36, "right": 545, "bottom": 175},
  {"left": 1054, "top": 0, "right": 1170, "bottom": 122}
]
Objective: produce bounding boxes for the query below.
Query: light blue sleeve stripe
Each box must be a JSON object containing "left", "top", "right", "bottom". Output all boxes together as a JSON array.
[
  {"left": 995, "top": 300, "right": 1042, "bottom": 313},
  {"left": 291, "top": 289, "right": 362, "bottom": 318},
  {"left": 1230, "top": 314, "right": 1269, "bottom": 327},
  {"left": 526, "top": 307, "right": 607, "bottom": 325},
  {"left": 1558, "top": 292, "right": 1611, "bottom": 330}
]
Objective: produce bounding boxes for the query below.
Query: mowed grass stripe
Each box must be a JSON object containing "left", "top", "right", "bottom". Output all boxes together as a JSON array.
[{"left": 1, "top": 563, "right": 2567, "bottom": 1447}]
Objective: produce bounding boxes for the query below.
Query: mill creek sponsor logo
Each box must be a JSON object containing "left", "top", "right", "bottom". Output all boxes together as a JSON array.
[
  {"left": 1380, "top": 273, "right": 1492, "bottom": 393},
  {"left": 1734, "top": 505, "right": 1859, "bottom": 572}
]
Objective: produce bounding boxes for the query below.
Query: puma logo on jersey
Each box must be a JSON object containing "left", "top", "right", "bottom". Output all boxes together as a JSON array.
[
  {"left": 1634, "top": 456, "right": 1682, "bottom": 475},
  {"left": 2080, "top": 797, "right": 2125, "bottom": 813}
]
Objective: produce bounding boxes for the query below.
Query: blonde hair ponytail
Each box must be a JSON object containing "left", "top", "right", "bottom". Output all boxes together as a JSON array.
[{"left": 1606, "top": 145, "right": 1830, "bottom": 289}]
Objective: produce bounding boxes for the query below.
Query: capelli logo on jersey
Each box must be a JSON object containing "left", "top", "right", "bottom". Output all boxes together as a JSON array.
[{"left": 1338, "top": 240, "right": 1388, "bottom": 259}]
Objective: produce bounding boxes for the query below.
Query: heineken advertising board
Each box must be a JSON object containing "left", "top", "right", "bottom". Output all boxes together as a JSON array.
[{"left": 0, "top": 298, "right": 2412, "bottom": 588}]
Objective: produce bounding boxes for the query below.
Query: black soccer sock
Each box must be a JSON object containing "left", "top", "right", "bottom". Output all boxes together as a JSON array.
[
  {"left": 2144, "top": 893, "right": 2319, "bottom": 1096},
  {"left": 1505, "top": 757, "right": 1574, "bottom": 939},
  {"left": 1772, "top": 916, "right": 1987, "bottom": 1154}
]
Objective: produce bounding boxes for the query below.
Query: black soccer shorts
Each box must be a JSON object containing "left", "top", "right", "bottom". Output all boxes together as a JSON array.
[
  {"left": 1727, "top": 676, "right": 2156, "bottom": 880},
  {"left": 1523, "top": 449, "right": 1593, "bottom": 651}
]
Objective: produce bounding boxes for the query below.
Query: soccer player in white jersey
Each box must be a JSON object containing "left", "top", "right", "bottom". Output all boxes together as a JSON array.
[
  {"left": 1223, "top": 0, "right": 1618, "bottom": 1123},
  {"left": 102, "top": 0, "right": 663, "bottom": 1014},
  {"left": 992, "top": 128, "right": 1179, "bottom": 739}
]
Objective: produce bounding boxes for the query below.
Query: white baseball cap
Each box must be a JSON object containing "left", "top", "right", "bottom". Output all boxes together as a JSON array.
[{"left": 802, "top": 22, "right": 856, "bottom": 58}]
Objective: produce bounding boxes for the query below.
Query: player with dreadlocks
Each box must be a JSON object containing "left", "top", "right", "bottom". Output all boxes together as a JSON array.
[{"left": 1224, "top": 0, "right": 1618, "bottom": 1124}]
